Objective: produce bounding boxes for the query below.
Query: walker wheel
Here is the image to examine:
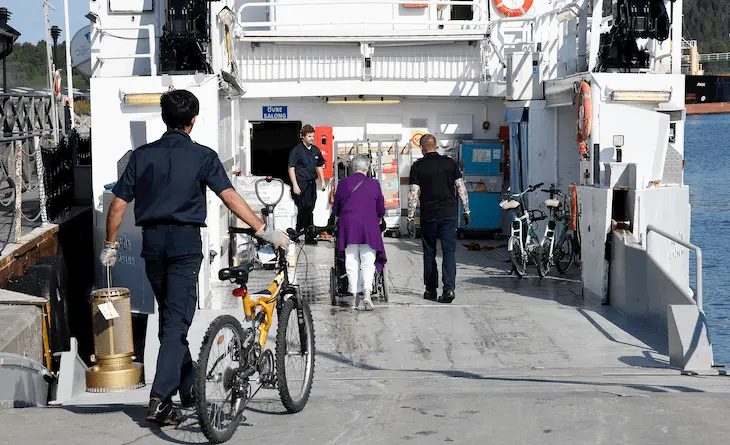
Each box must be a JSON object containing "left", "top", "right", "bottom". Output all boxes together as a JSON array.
[{"left": 329, "top": 267, "right": 338, "bottom": 306}]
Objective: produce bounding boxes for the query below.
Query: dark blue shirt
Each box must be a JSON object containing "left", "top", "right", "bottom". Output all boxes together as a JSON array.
[
  {"left": 112, "top": 130, "right": 233, "bottom": 227},
  {"left": 287, "top": 142, "right": 325, "bottom": 183}
]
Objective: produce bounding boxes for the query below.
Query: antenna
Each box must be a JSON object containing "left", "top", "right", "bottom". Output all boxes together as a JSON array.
[{"left": 69, "top": 25, "right": 92, "bottom": 77}]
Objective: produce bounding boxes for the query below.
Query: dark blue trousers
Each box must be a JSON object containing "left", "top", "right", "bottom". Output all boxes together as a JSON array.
[
  {"left": 142, "top": 225, "right": 203, "bottom": 404},
  {"left": 420, "top": 217, "right": 457, "bottom": 292}
]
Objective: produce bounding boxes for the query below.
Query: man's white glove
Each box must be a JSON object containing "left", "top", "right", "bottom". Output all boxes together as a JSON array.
[
  {"left": 100, "top": 242, "right": 118, "bottom": 267},
  {"left": 255, "top": 226, "right": 291, "bottom": 249}
]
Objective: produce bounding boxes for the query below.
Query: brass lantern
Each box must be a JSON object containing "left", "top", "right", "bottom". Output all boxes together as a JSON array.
[{"left": 85, "top": 287, "right": 145, "bottom": 392}]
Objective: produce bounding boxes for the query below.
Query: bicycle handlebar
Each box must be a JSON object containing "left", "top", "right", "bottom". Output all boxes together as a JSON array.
[
  {"left": 229, "top": 224, "right": 330, "bottom": 246},
  {"left": 255, "top": 176, "right": 285, "bottom": 207},
  {"left": 540, "top": 184, "right": 566, "bottom": 197},
  {"left": 500, "top": 183, "right": 545, "bottom": 201}
]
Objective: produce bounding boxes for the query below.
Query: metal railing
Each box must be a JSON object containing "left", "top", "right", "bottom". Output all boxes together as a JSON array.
[
  {"left": 0, "top": 93, "right": 78, "bottom": 242},
  {"left": 92, "top": 24, "right": 157, "bottom": 76},
  {"left": 681, "top": 39, "right": 698, "bottom": 50},
  {"left": 699, "top": 52, "right": 730, "bottom": 63},
  {"left": 1, "top": 94, "right": 60, "bottom": 144},
  {"left": 236, "top": 0, "right": 489, "bottom": 35},
  {"left": 646, "top": 225, "right": 703, "bottom": 311}
]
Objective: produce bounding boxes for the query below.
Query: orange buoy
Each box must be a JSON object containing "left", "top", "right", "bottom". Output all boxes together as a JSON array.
[
  {"left": 576, "top": 80, "right": 592, "bottom": 140},
  {"left": 493, "top": 0, "right": 533, "bottom": 17},
  {"left": 569, "top": 184, "right": 578, "bottom": 231},
  {"left": 578, "top": 135, "right": 588, "bottom": 157},
  {"left": 53, "top": 73, "right": 61, "bottom": 96}
]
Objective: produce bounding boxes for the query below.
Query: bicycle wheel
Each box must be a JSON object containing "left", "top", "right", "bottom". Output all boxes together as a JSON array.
[
  {"left": 555, "top": 233, "right": 575, "bottom": 274},
  {"left": 537, "top": 242, "right": 551, "bottom": 278},
  {"left": 196, "top": 315, "right": 247, "bottom": 444},
  {"left": 276, "top": 297, "right": 315, "bottom": 413},
  {"left": 381, "top": 267, "right": 389, "bottom": 302},
  {"left": 508, "top": 236, "right": 527, "bottom": 278}
]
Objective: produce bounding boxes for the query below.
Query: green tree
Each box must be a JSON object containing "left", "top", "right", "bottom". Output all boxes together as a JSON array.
[
  {"left": 1, "top": 40, "right": 89, "bottom": 91},
  {"left": 684, "top": 0, "right": 730, "bottom": 53}
]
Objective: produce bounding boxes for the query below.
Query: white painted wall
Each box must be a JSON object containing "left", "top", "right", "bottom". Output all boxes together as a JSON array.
[
  {"left": 578, "top": 186, "right": 612, "bottom": 305},
  {"left": 632, "top": 186, "right": 691, "bottom": 289},
  {"left": 524, "top": 102, "right": 556, "bottom": 237},
  {"left": 90, "top": 75, "right": 226, "bottom": 303},
  {"left": 240, "top": 98, "right": 502, "bottom": 169},
  {"left": 556, "top": 105, "right": 581, "bottom": 188},
  {"left": 242, "top": 97, "right": 504, "bottom": 225},
  {"left": 596, "top": 104, "right": 670, "bottom": 188},
  {"left": 589, "top": 72, "right": 683, "bottom": 187}
]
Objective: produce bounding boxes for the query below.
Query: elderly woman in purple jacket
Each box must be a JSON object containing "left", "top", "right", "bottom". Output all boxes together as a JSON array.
[{"left": 332, "top": 154, "right": 387, "bottom": 311}]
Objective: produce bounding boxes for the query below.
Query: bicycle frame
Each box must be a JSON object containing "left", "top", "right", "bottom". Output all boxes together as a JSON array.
[
  {"left": 501, "top": 185, "right": 543, "bottom": 256},
  {"left": 540, "top": 188, "right": 567, "bottom": 258},
  {"left": 227, "top": 227, "right": 305, "bottom": 351},
  {"left": 236, "top": 269, "right": 287, "bottom": 349}
]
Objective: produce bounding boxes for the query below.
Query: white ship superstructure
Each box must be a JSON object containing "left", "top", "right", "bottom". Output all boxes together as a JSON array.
[{"left": 88, "top": 0, "right": 711, "bottom": 370}]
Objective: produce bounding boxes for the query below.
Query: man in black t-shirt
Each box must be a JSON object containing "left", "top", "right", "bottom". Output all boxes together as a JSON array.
[{"left": 407, "top": 134, "right": 470, "bottom": 303}]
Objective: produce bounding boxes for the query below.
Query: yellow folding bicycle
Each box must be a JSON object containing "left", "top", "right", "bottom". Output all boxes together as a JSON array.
[{"left": 195, "top": 226, "right": 317, "bottom": 444}]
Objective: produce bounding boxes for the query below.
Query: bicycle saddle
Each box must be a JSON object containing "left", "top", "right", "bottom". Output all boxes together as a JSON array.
[
  {"left": 500, "top": 200, "right": 520, "bottom": 210},
  {"left": 219, "top": 263, "right": 255, "bottom": 282},
  {"left": 544, "top": 199, "right": 561, "bottom": 208}
]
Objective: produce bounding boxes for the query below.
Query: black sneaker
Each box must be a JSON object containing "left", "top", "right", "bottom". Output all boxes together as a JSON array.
[
  {"left": 146, "top": 398, "right": 182, "bottom": 425},
  {"left": 424, "top": 289, "right": 437, "bottom": 301},
  {"left": 438, "top": 291, "right": 455, "bottom": 304}
]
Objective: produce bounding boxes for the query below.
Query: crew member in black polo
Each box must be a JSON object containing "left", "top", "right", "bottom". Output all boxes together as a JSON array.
[
  {"left": 288, "top": 124, "right": 326, "bottom": 244},
  {"left": 407, "top": 134, "right": 471, "bottom": 303},
  {"left": 99, "top": 89, "right": 289, "bottom": 426}
]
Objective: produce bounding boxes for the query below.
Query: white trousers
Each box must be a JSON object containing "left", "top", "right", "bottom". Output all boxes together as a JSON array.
[{"left": 344, "top": 244, "right": 376, "bottom": 295}]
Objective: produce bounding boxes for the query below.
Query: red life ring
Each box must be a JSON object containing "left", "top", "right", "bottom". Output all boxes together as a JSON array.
[
  {"left": 53, "top": 74, "right": 61, "bottom": 95},
  {"left": 576, "top": 80, "right": 592, "bottom": 140},
  {"left": 493, "top": 0, "right": 533, "bottom": 17},
  {"left": 569, "top": 184, "right": 578, "bottom": 230}
]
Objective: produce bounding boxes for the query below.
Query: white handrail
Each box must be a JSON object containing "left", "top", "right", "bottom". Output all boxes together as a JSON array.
[
  {"left": 699, "top": 52, "right": 730, "bottom": 62},
  {"left": 95, "top": 25, "right": 157, "bottom": 76},
  {"left": 646, "top": 224, "right": 703, "bottom": 311},
  {"left": 237, "top": 0, "right": 487, "bottom": 29}
]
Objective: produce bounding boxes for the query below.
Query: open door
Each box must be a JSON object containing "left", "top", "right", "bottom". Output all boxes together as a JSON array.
[{"left": 250, "top": 121, "right": 302, "bottom": 183}]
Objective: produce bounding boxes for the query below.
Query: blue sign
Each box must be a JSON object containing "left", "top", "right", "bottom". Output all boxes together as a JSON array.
[{"left": 263, "top": 106, "right": 288, "bottom": 119}]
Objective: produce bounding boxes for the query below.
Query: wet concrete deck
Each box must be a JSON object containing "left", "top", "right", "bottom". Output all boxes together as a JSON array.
[{"left": 3, "top": 237, "right": 730, "bottom": 444}]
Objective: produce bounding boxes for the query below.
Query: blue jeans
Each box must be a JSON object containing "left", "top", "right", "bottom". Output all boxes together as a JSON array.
[{"left": 420, "top": 217, "right": 457, "bottom": 292}]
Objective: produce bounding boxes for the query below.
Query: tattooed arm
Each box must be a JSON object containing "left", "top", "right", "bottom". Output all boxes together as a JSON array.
[
  {"left": 455, "top": 178, "right": 470, "bottom": 213},
  {"left": 407, "top": 184, "right": 420, "bottom": 220}
]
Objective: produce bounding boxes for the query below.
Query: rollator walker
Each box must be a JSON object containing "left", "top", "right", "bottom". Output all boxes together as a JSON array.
[
  {"left": 327, "top": 162, "right": 389, "bottom": 306},
  {"left": 329, "top": 236, "right": 389, "bottom": 307}
]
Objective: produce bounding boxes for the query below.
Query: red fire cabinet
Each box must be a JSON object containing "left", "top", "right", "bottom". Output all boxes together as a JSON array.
[{"left": 316, "top": 126, "right": 334, "bottom": 179}]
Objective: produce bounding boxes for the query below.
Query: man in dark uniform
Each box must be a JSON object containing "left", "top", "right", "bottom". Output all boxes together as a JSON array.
[
  {"left": 99, "top": 89, "right": 289, "bottom": 425},
  {"left": 288, "top": 124, "right": 326, "bottom": 244},
  {"left": 407, "top": 134, "right": 471, "bottom": 303}
]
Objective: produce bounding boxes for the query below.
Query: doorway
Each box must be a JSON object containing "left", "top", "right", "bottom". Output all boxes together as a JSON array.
[{"left": 250, "top": 121, "right": 302, "bottom": 183}]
